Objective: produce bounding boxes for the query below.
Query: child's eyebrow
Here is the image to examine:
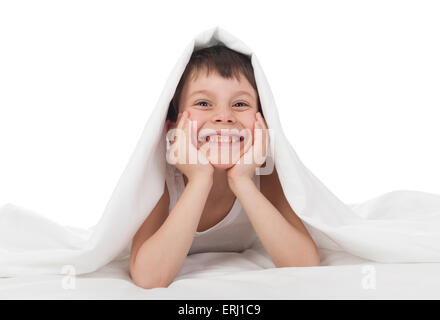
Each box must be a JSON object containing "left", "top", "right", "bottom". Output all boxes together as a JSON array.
[
  {"left": 190, "top": 90, "right": 214, "bottom": 97},
  {"left": 190, "top": 89, "right": 254, "bottom": 98}
]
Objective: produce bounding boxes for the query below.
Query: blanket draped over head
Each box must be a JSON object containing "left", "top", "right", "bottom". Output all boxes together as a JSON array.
[{"left": 1, "top": 26, "right": 440, "bottom": 277}]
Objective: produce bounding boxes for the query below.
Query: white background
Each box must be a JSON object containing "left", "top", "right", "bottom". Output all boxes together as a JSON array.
[{"left": 0, "top": 1, "right": 439, "bottom": 229}]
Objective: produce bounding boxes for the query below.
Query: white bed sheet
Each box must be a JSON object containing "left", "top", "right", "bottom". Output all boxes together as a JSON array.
[{"left": 1, "top": 245, "right": 438, "bottom": 300}]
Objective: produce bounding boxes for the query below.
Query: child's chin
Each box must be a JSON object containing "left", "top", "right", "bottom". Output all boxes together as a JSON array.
[
  {"left": 210, "top": 162, "right": 235, "bottom": 170},
  {"left": 200, "top": 145, "right": 242, "bottom": 170}
]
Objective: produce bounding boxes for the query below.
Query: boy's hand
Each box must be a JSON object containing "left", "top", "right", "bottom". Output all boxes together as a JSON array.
[
  {"left": 168, "top": 110, "right": 214, "bottom": 183},
  {"left": 227, "top": 112, "right": 269, "bottom": 185}
]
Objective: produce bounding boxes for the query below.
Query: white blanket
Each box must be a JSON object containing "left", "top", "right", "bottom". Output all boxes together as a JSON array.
[
  {"left": 1, "top": 247, "right": 439, "bottom": 299},
  {"left": 1, "top": 26, "right": 440, "bottom": 280}
]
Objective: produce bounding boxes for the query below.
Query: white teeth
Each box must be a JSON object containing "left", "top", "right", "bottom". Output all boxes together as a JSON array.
[{"left": 205, "top": 135, "right": 240, "bottom": 143}]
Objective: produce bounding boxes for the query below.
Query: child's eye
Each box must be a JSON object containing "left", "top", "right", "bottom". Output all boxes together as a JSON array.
[
  {"left": 195, "top": 101, "right": 210, "bottom": 107},
  {"left": 195, "top": 101, "right": 249, "bottom": 108}
]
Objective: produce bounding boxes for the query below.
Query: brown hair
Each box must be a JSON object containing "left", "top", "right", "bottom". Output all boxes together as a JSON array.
[{"left": 166, "top": 44, "right": 262, "bottom": 123}]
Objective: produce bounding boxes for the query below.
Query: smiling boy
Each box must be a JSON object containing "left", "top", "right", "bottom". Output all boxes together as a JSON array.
[{"left": 129, "top": 45, "right": 320, "bottom": 289}]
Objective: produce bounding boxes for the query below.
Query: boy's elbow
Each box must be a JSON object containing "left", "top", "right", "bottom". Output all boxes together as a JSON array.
[
  {"left": 308, "top": 254, "right": 321, "bottom": 267},
  {"left": 305, "top": 247, "right": 321, "bottom": 267},
  {"left": 133, "top": 278, "right": 170, "bottom": 290},
  {"left": 281, "top": 249, "right": 321, "bottom": 268},
  {"left": 301, "top": 242, "right": 321, "bottom": 267},
  {"left": 130, "top": 263, "right": 172, "bottom": 289}
]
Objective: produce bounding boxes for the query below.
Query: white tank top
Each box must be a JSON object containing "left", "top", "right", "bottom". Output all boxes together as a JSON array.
[{"left": 164, "top": 162, "right": 259, "bottom": 255}]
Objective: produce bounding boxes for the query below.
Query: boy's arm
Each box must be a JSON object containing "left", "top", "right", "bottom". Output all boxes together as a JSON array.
[
  {"left": 229, "top": 173, "right": 320, "bottom": 268},
  {"left": 130, "top": 176, "right": 213, "bottom": 289}
]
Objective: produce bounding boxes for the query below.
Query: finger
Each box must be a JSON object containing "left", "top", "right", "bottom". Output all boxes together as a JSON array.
[
  {"left": 255, "top": 113, "right": 265, "bottom": 141},
  {"left": 184, "top": 113, "right": 196, "bottom": 151},
  {"left": 175, "top": 111, "right": 188, "bottom": 142},
  {"left": 171, "top": 112, "right": 187, "bottom": 160},
  {"left": 254, "top": 118, "right": 262, "bottom": 145},
  {"left": 181, "top": 113, "right": 192, "bottom": 164},
  {"left": 257, "top": 112, "right": 268, "bottom": 129},
  {"left": 177, "top": 111, "right": 186, "bottom": 130},
  {"left": 186, "top": 115, "right": 198, "bottom": 149},
  {"left": 168, "top": 114, "right": 181, "bottom": 163},
  {"left": 183, "top": 114, "right": 200, "bottom": 164},
  {"left": 254, "top": 118, "right": 267, "bottom": 161},
  {"left": 256, "top": 113, "right": 269, "bottom": 157},
  {"left": 243, "top": 127, "right": 253, "bottom": 154},
  {"left": 169, "top": 112, "right": 184, "bottom": 145}
]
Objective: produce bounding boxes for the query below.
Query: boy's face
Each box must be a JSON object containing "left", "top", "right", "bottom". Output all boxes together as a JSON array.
[{"left": 168, "top": 68, "right": 260, "bottom": 169}]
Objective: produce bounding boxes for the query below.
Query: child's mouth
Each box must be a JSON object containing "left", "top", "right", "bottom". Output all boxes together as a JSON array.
[
  {"left": 197, "top": 130, "right": 249, "bottom": 149},
  {"left": 204, "top": 135, "right": 244, "bottom": 144}
]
